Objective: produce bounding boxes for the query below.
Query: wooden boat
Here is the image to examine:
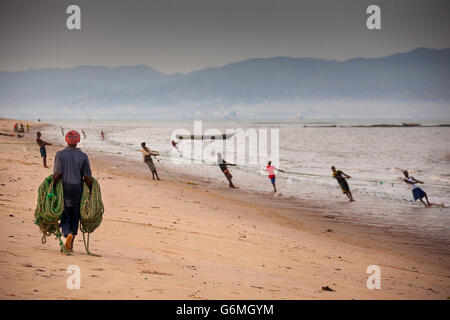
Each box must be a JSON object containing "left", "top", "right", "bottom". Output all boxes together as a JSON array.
[{"left": 176, "top": 133, "right": 236, "bottom": 140}]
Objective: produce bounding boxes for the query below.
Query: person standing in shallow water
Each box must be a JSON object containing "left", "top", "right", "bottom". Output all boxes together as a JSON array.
[
  {"left": 331, "top": 166, "right": 355, "bottom": 202},
  {"left": 53, "top": 130, "right": 92, "bottom": 252},
  {"left": 36, "top": 132, "right": 52, "bottom": 168},
  {"left": 140, "top": 142, "right": 161, "bottom": 180}
]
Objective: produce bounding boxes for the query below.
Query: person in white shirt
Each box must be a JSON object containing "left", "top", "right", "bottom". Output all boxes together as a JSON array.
[{"left": 403, "top": 170, "right": 430, "bottom": 207}]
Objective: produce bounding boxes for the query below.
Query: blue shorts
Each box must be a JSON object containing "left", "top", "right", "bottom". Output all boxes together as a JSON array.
[
  {"left": 412, "top": 187, "right": 426, "bottom": 201},
  {"left": 270, "top": 177, "right": 276, "bottom": 184},
  {"left": 40, "top": 146, "right": 46, "bottom": 157}
]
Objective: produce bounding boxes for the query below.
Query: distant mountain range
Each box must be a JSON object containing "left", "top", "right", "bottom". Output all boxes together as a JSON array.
[{"left": 0, "top": 47, "right": 449, "bottom": 119}]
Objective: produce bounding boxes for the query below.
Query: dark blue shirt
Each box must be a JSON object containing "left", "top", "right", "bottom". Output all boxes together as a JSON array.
[{"left": 54, "top": 147, "right": 92, "bottom": 207}]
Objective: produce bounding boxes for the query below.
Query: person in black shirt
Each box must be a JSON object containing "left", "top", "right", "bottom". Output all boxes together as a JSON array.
[
  {"left": 217, "top": 153, "right": 236, "bottom": 188},
  {"left": 331, "top": 166, "right": 355, "bottom": 202}
]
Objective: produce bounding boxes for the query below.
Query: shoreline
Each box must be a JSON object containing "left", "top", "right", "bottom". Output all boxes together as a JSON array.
[{"left": 0, "top": 119, "right": 449, "bottom": 299}]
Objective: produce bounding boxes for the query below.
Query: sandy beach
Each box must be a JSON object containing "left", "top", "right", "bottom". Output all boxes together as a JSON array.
[{"left": 0, "top": 118, "right": 449, "bottom": 300}]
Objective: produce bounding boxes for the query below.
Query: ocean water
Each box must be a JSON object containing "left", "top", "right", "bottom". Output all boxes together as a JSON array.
[{"left": 40, "top": 119, "right": 450, "bottom": 240}]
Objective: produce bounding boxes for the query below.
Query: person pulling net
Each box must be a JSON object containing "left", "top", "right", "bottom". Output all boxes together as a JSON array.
[{"left": 217, "top": 153, "right": 236, "bottom": 188}]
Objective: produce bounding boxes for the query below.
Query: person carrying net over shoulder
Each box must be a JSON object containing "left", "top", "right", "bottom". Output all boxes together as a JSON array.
[{"left": 141, "top": 142, "right": 161, "bottom": 180}]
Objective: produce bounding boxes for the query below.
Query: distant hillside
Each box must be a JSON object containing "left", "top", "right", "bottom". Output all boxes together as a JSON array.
[
  {"left": 0, "top": 47, "right": 449, "bottom": 118},
  {"left": 0, "top": 65, "right": 171, "bottom": 106}
]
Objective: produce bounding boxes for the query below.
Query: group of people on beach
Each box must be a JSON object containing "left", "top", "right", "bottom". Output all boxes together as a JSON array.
[
  {"left": 139, "top": 139, "right": 433, "bottom": 208},
  {"left": 330, "top": 167, "right": 431, "bottom": 207},
  {"left": 13, "top": 122, "right": 29, "bottom": 135},
  {"left": 36, "top": 128, "right": 434, "bottom": 252},
  {"left": 215, "top": 154, "right": 284, "bottom": 192},
  {"left": 219, "top": 157, "right": 431, "bottom": 207},
  {"left": 60, "top": 127, "right": 100, "bottom": 140},
  {"left": 31, "top": 127, "right": 437, "bottom": 253}
]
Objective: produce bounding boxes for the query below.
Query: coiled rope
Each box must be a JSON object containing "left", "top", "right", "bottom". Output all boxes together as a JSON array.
[
  {"left": 80, "top": 177, "right": 104, "bottom": 256},
  {"left": 34, "top": 175, "right": 68, "bottom": 254},
  {"left": 34, "top": 175, "right": 104, "bottom": 256}
]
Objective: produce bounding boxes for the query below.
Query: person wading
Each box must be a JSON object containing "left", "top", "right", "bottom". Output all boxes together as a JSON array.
[{"left": 53, "top": 130, "right": 92, "bottom": 252}]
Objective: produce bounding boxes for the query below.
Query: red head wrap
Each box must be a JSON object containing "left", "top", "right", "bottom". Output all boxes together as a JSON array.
[{"left": 65, "top": 130, "right": 81, "bottom": 145}]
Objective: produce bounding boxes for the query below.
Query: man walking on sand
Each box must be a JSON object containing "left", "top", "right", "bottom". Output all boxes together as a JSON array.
[
  {"left": 217, "top": 153, "right": 236, "bottom": 188},
  {"left": 141, "top": 142, "right": 161, "bottom": 180},
  {"left": 52, "top": 130, "right": 92, "bottom": 252},
  {"left": 36, "top": 132, "right": 52, "bottom": 168},
  {"left": 403, "top": 170, "right": 431, "bottom": 207},
  {"left": 331, "top": 166, "right": 355, "bottom": 202}
]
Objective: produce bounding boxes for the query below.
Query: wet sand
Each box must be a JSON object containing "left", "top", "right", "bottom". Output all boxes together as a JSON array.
[{"left": 0, "top": 119, "right": 449, "bottom": 299}]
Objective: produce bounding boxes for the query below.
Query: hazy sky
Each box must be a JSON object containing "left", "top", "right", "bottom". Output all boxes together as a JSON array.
[{"left": 0, "top": 0, "right": 449, "bottom": 74}]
